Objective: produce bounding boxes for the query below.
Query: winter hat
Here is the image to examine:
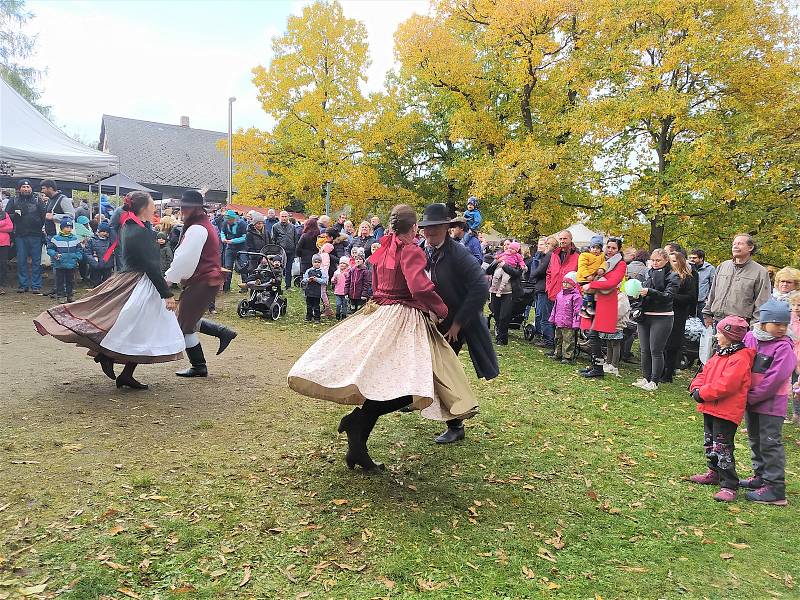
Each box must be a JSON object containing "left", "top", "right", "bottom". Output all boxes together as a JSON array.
[
  {"left": 156, "top": 231, "right": 168, "bottom": 241},
  {"left": 339, "top": 256, "right": 350, "bottom": 265},
  {"left": 17, "top": 179, "right": 31, "bottom": 190},
  {"left": 563, "top": 271, "right": 578, "bottom": 286},
  {"left": 467, "top": 196, "right": 478, "bottom": 208},
  {"left": 589, "top": 234, "right": 604, "bottom": 248},
  {"left": 76, "top": 215, "right": 90, "bottom": 225},
  {"left": 225, "top": 209, "right": 237, "bottom": 219},
  {"left": 716, "top": 315, "right": 749, "bottom": 343},
  {"left": 312, "top": 253, "right": 322, "bottom": 263},
  {"left": 757, "top": 297, "right": 791, "bottom": 324},
  {"left": 322, "top": 242, "right": 334, "bottom": 253},
  {"left": 98, "top": 222, "right": 111, "bottom": 233},
  {"left": 251, "top": 212, "right": 265, "bottom": 223},
  {"left": 508, "top": 241, "right": 521, "bottom": 252},
  {"left": 60, "top": 218, "right": 74, "bottom": 230}
]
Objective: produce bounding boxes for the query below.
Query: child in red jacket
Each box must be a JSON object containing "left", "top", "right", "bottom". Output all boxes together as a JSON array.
[{"left": 687, "top": 316, "right": 755, "bottom": 502}]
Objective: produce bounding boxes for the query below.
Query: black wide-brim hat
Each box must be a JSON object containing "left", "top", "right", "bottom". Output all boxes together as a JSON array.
[
  {"left": 418, "top": 203, "right": 456, "bottom": 227},
  {"left": 177, "top": 189, "right": 207, "bottom": 207}
]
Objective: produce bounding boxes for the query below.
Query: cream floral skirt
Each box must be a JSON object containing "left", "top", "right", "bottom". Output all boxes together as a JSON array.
[{"left": 287, "top": 302, "right": 478, "bottom": 422}]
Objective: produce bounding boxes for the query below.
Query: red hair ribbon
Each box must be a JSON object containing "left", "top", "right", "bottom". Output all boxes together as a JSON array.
[{"left": 102, "top": 203, "right": 146, "bottom": 262}]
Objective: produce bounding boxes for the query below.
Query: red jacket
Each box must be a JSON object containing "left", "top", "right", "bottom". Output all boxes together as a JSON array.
[
  {"left": 579, "top": 258, "right": 626, "bottom": 333},
  {"left": 690, "top": 346, "right": 756, "bottom": 424},
  {"left": 545, "top": 245, "right": 579, "bottom": 301},
  {"left": 369, "top": 233, "right": 448, "bottom": 319}
]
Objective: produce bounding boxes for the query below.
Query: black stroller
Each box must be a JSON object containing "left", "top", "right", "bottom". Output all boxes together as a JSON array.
[
  {"left": 486, "top": 285, "right": 536, "bottom": 341},
  {"left": 235, "top": 244, "right": 288, "bottom": 320}
]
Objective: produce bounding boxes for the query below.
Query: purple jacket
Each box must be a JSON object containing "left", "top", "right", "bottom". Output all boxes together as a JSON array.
[
  {"left": 743, "top": 331, "right": 797, "bottom": 417},
  {"left": 549, "top": 287, "right": 582, "bottom": 329}
]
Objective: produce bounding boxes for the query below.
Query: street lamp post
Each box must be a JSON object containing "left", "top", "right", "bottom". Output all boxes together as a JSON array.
[{"left": 227, "top": 96, "right": 236, "bottom": 205}]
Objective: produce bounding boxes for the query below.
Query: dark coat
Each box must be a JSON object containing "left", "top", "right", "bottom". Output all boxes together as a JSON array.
[
  {"left": 530, "top": 250, "right": 551, "bottom": 294},
  {"left": 297, "top": 233, "right": 319, "bottom": 272},
  {"left": 429, "top": 235, "right": 499, "bottom": 380},
  {"left": 245, "top": 223, "right": 269, "bottom": 254}
]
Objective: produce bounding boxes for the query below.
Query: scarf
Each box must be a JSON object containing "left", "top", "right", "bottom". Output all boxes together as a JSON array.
[
  {"left": 103, "top": 209, "right": 145, "bottom": 262},
  {"left": 717, "top": 342, "right": 746, "bottom": 356},
  {"left": 752, "top": 322, "right": 796, "bottom": 342}
]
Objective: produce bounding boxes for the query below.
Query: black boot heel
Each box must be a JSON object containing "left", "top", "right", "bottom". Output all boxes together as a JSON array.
[{"left": 94, "top": 354, "right": 116, "bottom": 380}]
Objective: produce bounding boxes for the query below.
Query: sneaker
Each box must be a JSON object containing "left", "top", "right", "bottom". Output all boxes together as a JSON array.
[
  {"left": 560, "top": 358, "right": 575, "bottom": 365},
  {"left": 641, "top": 381, "right": 658, "bottom": 391},
  {"left": 16, "top": 287, "right": 28, "bottom": 293},
  {"left": 745, "top": 485, "right": 787, "bottom": 506},
  {"left": 688, "top": 470, "right": 720, "bottom": 485},
  {"left": 738, "top": 475, "right": 763, "bottom": 489},
  {"left": 66, "top": 296, "right": 74, "bottom": 303},
  {"left": 713, "top": 488, "right": 737, "bottom": 502},
  {"left": 603, "top": 364, "right": 620, "bottom": 376},
  {"left": 632, "top": 378, "right": 648, "bottom": 388}
]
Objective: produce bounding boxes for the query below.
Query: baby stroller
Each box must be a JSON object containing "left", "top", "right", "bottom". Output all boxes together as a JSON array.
[
  {"left": 486, "top": 286, "right": 536, "bottom": 340},
  {"left": 680, "top": 317, "right": 703, "bottom": 369},
  {"left": 235, "top": 244, "right": 288, "bottom": 320}
]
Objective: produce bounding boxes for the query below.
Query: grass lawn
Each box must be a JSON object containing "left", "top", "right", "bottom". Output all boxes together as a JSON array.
[{"left": 1, "top": 286, "right": 799, "bottom": 599}]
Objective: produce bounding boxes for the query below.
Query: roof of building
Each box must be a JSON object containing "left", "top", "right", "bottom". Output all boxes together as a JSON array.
[{"left": 99, "top": 115, "right": 228, "bottom": 191}]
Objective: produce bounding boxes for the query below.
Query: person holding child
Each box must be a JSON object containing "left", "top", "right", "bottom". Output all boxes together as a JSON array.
[
  {"left": 577, "top": 235, "right": 606, "bottom": 318},
  {"left": 687, "top": 316, "right": 755, "bottom": 502},
  {"left": 486, "top": 240, "right": 527, "bottom": 345},
  {"left": 738, "top": 298, "right": 798, "bottom": 505},
  {"left": 547, "top": 272, "right": 582, "bottom": 363}
]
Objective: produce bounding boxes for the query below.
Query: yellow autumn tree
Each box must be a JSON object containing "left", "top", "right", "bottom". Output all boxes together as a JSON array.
[{"left": 231, "top": 0, "right": 390, "bottom": 216}]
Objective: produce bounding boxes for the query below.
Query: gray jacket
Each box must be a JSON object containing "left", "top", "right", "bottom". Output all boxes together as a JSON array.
[
  {"left": 271, "top": 221, "right": 298, "bottom": 253},
  {"left": 702, "top": 257, "right": 771, "bottom": 322},
  {"left": 695, "top": 261, "right": 716, "bottom": 302}
]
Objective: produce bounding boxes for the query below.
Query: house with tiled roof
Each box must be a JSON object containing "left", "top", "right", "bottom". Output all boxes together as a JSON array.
[{"left": 98, "top": 115, "right": 232, "bottom": 202}]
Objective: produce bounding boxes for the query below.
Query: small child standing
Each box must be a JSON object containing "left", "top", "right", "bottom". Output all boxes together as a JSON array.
[
  {"left": 47, "top": 218, "right": 83, "bottom": 302},
  {"left": 548, "top": 272, "right": 582, "bottom": 363},
  {"left": 602, "top": 291, "right": 633, "bottom": 377},
  {"left": 331, "top": 256, "right": 350, "bottom": 320},
  {"left": 156, "top": 232, "right": 174, "bottom": 280},
  {"left": 577, "top": 236, "right": 607, "bottom": 318},
  {"left": 302, "top": 254, "right": 328, "bottom": 324},
  {"left": 463, "top": 196, "right": 483, "bottom": 232},
  {"left": 687, "top": 316, "right": 755, "bottom": 502},
  {"left": 489, "top": 242, "right": 526, "bottom": 297},
  {"left": 739, "top": 298, "right": 798, "bottom": 505},
  {"left": 85, "top": 223, "right": 114, "bottom": 285},
  {"left": 345, "top": 254, "right": 371, "bottom": 312},
  {"left": 320, "top": 242, "right": 335, "bottom": 317}
]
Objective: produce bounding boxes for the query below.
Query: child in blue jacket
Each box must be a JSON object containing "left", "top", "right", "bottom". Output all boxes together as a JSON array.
[
  {"left": 47, "top": 218, "right": 83, "bottom": 302},
  {"left": 463, "top": 196, "right": 483, "bottom": 232}
]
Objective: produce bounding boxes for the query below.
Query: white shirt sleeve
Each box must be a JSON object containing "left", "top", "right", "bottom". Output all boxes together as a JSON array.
[{"left": 165, "top": 224, "right": 208, "bottom": 284}]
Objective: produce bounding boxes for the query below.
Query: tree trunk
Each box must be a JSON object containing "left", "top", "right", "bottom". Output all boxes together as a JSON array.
[{"left": 649, "top": 218, "right": 664, "bottom": 251}]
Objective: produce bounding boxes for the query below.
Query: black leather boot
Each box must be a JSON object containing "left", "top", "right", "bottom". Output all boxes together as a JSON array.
[
  {"left": 198, "top": 319, "right": 238, "bottom": 355},
  {"left": 176, "top": 344, "right": 208, "bottom": 377},
  {"left": 94, "top": 353, "right": 116, "bottom": 380},
  {"left": 435, "top": 419, "right": 465, "bottom": 444},
  {"left": 581, "top": 355, "right": 605, "bottom": 378}
]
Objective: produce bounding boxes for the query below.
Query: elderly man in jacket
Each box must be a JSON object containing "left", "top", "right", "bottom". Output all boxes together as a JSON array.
[
  {"left": 449, "top": 217, "right": 483, "bottom": 264},
  {"left": 546, "top": 230, "right": 579, "bottom": 304},
  {"left": 420, "top": 203, "right": 499, "bottom": 444},
  {"left": 272, "top": 210, "right": 299, "bottom": 288}
]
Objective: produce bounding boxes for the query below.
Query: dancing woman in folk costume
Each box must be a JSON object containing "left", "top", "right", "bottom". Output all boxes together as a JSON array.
[
  {"left": 288, "top": 204, "right": 479, "bottom": 472},
  {"left": 34, "top": 191, "right": 185, "bottom": 389},
  {"left": 165, "top": 190, "right": 237, "bottom": 377}
]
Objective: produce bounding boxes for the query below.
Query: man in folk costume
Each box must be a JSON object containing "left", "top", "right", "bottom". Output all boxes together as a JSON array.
[
  {"left": 419, "top": 203, "right": 500, "bottom": 443},
  {"left": 166, "top": 190, "right": 237, "bottom": 376}
]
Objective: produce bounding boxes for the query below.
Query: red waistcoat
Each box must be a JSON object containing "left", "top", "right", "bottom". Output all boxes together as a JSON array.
[{"left": 183, "top": 216, "right": 224, "bottom": 287}]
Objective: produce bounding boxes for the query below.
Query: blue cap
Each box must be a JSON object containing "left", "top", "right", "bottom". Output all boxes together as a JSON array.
[
  {"left": 98, "top": 222, "right": 111, "bottom": 233},
  {"left": 590, "top": 234, "right": 604, "bottom": 247},
  {"left": 60, "top": 218, "right": 73, "bottom": 229},
  {"left": 225, "top": 209, "right": 237, "bottom": 219},
  {"left": 758, "top": 298, "right": 791, "bottom": 324},
  {"left": 76, "top": 215, "right": 90, "bottom": 225}
]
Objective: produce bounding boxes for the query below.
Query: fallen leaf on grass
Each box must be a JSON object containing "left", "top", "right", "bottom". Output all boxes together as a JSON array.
[
  {"left": 618, "top": 566, "right": 648, "bottom": 573},
  {"left": 536, "top": 548, "right": 557, "bottom": 563},
  {"left": 117, "top": 588, "right": 141, "bottom": 599},
  {"left": 171, "top": 584, "right": 196, "bottom": 594},
  {"left": 10, "top": 460, "right": 40, "bottom": 465},
  {"left": 720, "top": 553, "right": 734, "bottom": 560},
  {"left": 239, "top": 566, "right": 252, "bottom": 587},
  {"left": 417, "top": 578, "right": 446, "bottom": 592},
  {"left": 107, "top": 525, "right": 125, "bottom": 536},
  {"left": 63, "top": 444, "right": 84, "bottom": 452},
  {"left": 331, "top": 499, "right": 348, "bottom": 506},
  {"left": 138, "top": 559, "right": 150, "bottom": 573},
  {"left": 209, "top": 569, "right": 226, "bottom": 579},
  {"left": 521, "top": 565, "right": 535, "bottom": 579},
  {"left": 296, "top": 592, "right": 311, "bottom": 599},
  {"left": 727, "top": 542, "right": 750, "bottom": 550},
  {"left": 376, "top": 576, "right": 396, "bottom": 590},
  {"left": 103, "top": 561, "right": 128, "bottom": 571},
  {"left": 17, "top": 584, "right": 47, "bottom": 596}
]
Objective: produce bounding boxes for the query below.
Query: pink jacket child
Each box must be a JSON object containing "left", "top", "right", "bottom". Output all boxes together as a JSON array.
[
  {"left": 495, "top": 242, "right": 526, "bottom": 268},
  {"left": 0, "top": 210, "right": 12, "bottom": 247},
  {"left": 549, "top": 274, "right": 583, "bottom": 329},
  {"left": 331, "top": 259, "right": 349, "bottom": 296}
]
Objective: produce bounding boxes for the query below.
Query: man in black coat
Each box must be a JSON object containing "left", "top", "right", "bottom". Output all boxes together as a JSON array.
[{"left": 420, "top": 203, "right": 499, "bottom": 444}]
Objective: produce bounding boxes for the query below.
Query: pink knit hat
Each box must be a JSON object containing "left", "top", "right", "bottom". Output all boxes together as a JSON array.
[
  {"left": 716, "top": 315, "right": 749, "bottom": 343},
  {"left": 508, "top": 241, "right": 521, "bottom": 252},
  {"left": 322, "top": 242, "right": 334, "bottom": 253}
]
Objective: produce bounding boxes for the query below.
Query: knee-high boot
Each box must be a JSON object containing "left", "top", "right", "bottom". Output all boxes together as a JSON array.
[
  {"left": 176, "top": 344, "right": 208, "bottom": 377},
  {"left": 338, "top": 396, "right": 412, "bottom": 472},
  {"left": 198, "top": 318, "right": 238, "bottom": 355}
]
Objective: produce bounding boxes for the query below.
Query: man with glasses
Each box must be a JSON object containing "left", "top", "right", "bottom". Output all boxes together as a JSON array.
[{"left": 688, "top": 249, "right": 716, "bottom": 318}]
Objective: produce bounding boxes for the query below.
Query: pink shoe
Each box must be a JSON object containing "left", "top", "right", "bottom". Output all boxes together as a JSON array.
[
  {"left": 688, "top": 470, "right": 720, "bottom": 485},
  {"left": 713, "top": 488, "right": 737, "bottom": 502}
]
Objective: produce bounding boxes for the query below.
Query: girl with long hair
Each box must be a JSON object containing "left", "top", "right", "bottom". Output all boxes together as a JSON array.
[{"left": 662, "top": 251, "right": 698, "bottom": 382}]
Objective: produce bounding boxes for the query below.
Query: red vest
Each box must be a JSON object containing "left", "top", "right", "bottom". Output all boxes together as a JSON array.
[{"left": 182, "top": 216, "right": 224, "bottom": 287}]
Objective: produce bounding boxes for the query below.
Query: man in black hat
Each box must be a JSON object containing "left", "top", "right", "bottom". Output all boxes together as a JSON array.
[
  {"left": 6, "top": 180, "right": 46, "bottom": 293},
  {"left": 165, "top": 190, "right": 237, "bottom": 377},
  {"left": 419, "top": 203, "right": 499, "bottom": 444}
]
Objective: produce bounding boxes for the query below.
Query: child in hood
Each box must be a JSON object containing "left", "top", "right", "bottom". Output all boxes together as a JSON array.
[
  {"left": 463, "top": 196, "right": 483, "bottom": 232},
  {"left": 320, "top": 242, "right": 335, "bottom": 317},
  {"left": 577, "top": 236, "right": 607, "bottom": 318},
  {"left": 47, "top": 218, "right": 83, "bottom": 302},
  {"left": 344, "top": 254, "right": 371, "bottom": 312},
  {"left": 331, "top": 256, "right": 350, "bottom": 320},
  {"left": 739, "top": 298, "right": 798, "bottom": 505},
  {"left": 687, "top": 316, "right": 755, "bottom": 502},
  {"left": 548, "top": 272, "right": 582, "bottom": 363},
  {"left": 302, "top": 254, "right": 328, "bottom": 323},
  {"left": 86, "top": 223, "right": 114, "bottom": 285}
]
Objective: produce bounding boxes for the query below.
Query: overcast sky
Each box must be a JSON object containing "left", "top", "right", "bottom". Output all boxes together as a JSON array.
[{"left": 26, "top": 0, "right": 430, "bottom": 144}]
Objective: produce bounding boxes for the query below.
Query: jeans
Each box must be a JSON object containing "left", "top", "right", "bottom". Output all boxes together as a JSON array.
[
  {"left": 695, "top": 300, "right": 706, "bottom": 319},
  {"left": 305, "top": 295, "right": 321, "bottom": 321},
  {"left": 703, "top": 414, "right": 739, "bottom": 490},
  {"left": 223, "top": 244, "right": 244, "bottom": 291},
  {"left": 55, "top": 268, "right": 75, "bottom": 298},
  {"left": 637, "top": 315, "right": 673, "bottom": 383},
  {"left": 16, "top": 235, "right": 43, "bottom": 290},
  {"left": 745, "top": 411, "right": 785, "bottom": 493},
  {"left": 534, "top": 292, "right": 554, "bottom": 344},
  {"left": 283, "top": 250, "right": 295, "bottom": 288},
  {"left": 335, "top": 294, "right": 348, "bottom": 319}
]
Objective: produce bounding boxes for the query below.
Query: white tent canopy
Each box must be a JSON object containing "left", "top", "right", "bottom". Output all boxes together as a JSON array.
[
  {"left": 0, "top": 78, "right": 118, "bottom": 182},
  {"left": 551, "top": 223, "right": 602, "bottom": 247}
]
